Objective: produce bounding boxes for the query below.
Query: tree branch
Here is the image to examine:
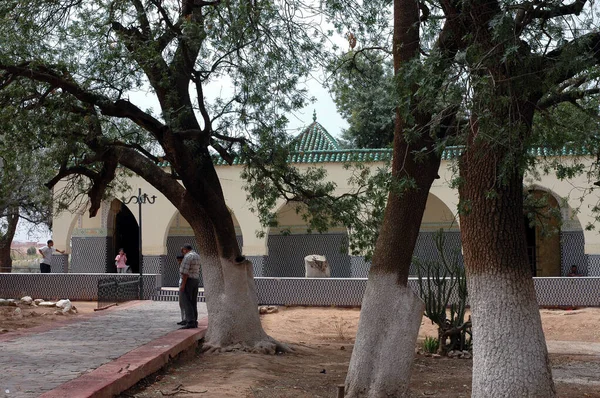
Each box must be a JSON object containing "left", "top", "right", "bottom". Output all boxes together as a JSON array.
[
  {"left": 529, "top": 0, "right": 587, "bottom": 20},
  {"left": 0, "top": 63, "right": 168, "bottom": 141},
  {"left": 538, "top": 87, "right": 600, "bottom": 109}
]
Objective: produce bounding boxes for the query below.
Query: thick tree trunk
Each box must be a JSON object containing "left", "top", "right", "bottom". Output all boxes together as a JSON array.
[
  {"left": 0, "top": 212, "right": 19, "bottom": 273},
  {"left": 344, "top": 0, "right": 443, "bottom": 394},
  {"left": 180, "top": 196, "right": 286, "bottom": 353},
  {"left": 345, "top": 276, "right": 424, "bottom": 397},
  {"left": 459, "top": 136, "right": 555, "bottom": 396}
]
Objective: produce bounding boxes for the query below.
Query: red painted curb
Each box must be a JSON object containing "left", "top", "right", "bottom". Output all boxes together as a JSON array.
[{"left": 40, "top": 317, "right": 208, "bottom": 398}]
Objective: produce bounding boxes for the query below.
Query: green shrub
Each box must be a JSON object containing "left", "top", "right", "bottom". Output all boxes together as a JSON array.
[
  {"left": 422, "top": 336, "right": 439, "bottom": 354},
  {"left": 27, "top": 246, "right": 37, "bottom": 256}
]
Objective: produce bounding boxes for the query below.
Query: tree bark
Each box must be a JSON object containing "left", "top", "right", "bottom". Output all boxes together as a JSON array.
[
  {"left": 0, "top": 211, "right": 19, "bottom": 273},
  {"left": 344, "top": 0, "right": 441, "bottom": 395},
  {"left": 180, "top": 201, "right": 287, "bottom": 353},
  {"left": 459, "top": 118, "right": 556, "bottom": 396}
]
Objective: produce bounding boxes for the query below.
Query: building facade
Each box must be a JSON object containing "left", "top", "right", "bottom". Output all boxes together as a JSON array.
[{"left": 50, "top": 119, "right": 600, "bottom": 285}]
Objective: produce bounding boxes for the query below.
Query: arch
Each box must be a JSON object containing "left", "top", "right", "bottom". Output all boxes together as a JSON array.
[
  {"left": 264, "top": 201, "right": 351, "bottom": 277},
  {"left": 525, "top": 184, "right": 586, "bottom": 275},
  {"left": 420, "top": 193, "right": 459, "bottom": 232},
  {"left": 161, "top": 208, "right": 243, "bottom": 287},
  {"left": 64, "top": 212, "right": 82, "bottom": 254},
  {"left": 107, "top": 199, "right": 140, "bottom": 273},
  {"left": 411, "top": 193, "right": 462, "bottom": 275}
]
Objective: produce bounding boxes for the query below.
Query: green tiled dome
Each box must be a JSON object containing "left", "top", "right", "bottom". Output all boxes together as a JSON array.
[{"left": 291, "top": 112, "right": 340, "bottom": 152}]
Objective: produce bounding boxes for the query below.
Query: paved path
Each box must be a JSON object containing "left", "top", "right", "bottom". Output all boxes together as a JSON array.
[{"left": 0, "top": 301, "right": 207, "bottom": 398}]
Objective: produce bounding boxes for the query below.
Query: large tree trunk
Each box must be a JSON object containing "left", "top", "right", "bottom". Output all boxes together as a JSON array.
[
  {"left": 345, "top": 139, "right": 439, "bottom": 397},
  {"left": 344, "top": 0, "right": 441, "bottom": 394},
  {"left": 0, "top": 211, "right": 19, "bottom": 273},
  {"left": 178, "top": 180, "right": 286, "bottom": 353},
  {"left": 459, "top": 127, "right": 556, "bottom": 396}
]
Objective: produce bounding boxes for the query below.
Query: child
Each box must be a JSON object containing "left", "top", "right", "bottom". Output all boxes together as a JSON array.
[{"left": 115, "top": 248, "right": 127, "bottom": 273}]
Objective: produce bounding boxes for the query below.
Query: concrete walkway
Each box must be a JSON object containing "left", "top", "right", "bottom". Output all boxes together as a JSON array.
[{"left": 0, "top": 301, "right": 207, "bottom": 398}]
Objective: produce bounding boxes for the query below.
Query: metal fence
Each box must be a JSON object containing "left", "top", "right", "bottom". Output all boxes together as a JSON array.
[{"left": 97, "top": 277, "right": 140, "bottom": 309}]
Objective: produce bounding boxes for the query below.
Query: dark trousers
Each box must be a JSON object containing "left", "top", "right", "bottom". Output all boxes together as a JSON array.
[
  {"left": 40, "top": 263, "right": 51, "bottom": 273},
  {"left": 178, "top": 288, "right": 186, "bottom": 321},
  {"left": 182, "top": 277, "right": 199, "bottom": 326}
]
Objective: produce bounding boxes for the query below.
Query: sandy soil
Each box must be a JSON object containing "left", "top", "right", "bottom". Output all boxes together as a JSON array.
[
  {"left": 121, "top": 306, "right": 600, "bottom": 398},
  {"left": 0, "top": 301, "right": 97, "bottom": 333}
]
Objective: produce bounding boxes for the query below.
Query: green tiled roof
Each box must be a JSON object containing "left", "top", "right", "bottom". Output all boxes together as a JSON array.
[
  {"left": 161, "top": 116, "right": 594, "bottom": 167},
  {"left": 209, "top": 145, "right": 593, "bottom": 166},
  {"left": 291, "top": 114, "right": 341, "bottom": 152}
]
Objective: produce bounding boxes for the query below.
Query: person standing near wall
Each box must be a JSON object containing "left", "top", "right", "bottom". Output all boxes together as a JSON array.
[
  {"left": 179, "top": 244, "right": 201, "bottom": 329},
  {"left": 38, "top": 240, "right": 65, "bottom": 273},
  {"left": 115, "top": 248, "right": 127, "bottom": 273}
]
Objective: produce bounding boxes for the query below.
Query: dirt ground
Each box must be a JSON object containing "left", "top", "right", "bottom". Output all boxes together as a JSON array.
[
  {"left": 120, "top": 306, "right": 600, "bottom": 398},
  {"left": 0, "top": 301, "right": 97, "bottom": 333}
]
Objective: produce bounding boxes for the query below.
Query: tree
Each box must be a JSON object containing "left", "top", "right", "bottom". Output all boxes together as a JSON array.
[
  {"left": 0, "top": 0, "right": 327, "bottom": 351},
  {"left": 0, "top": 143, "right": 53, "bottom": 272},
  {"left": 243, "top": 0, "right": 462, "bottom": 394},
  {"left": 328, "top": 52, "right": 395, "bottom": 148},
  {"left": 322, "top": 0, "right": 600, "bottom": 394}
]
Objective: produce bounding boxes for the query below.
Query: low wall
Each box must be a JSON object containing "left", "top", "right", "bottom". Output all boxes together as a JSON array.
[
  {"left": 0, "top": 274, "right": 161, "bottom": 301},
  {"left": 254, "top": 277, "right": 600, "bottom": 307}
]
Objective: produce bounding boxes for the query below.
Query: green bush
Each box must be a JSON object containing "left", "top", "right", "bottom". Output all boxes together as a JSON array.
[{"left": 27, "top": 246, "right": 37, "bottom": 256}]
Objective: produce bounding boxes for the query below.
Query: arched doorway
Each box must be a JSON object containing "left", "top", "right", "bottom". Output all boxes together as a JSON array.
[
  {"left": 412, "top": 193, "right": 461, "bottom": 275},
  {"left": 108, "top": 200, "right": 139, "bottom": 273},
  {"left": 524, "top": 190, "right": 561, "bottom": 277},
  {"left": 164, "top": 211, "right": 243, "bottom": 286},
  {"left": 265, "top": 202, "right": 351, "bottom": 277}
]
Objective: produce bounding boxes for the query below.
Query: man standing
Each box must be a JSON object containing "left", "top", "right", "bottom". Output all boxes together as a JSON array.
[
  {"left": 38, "top": 240, "right": 65, "bottom": 273},
  {"left": 179, "top": 244, "right": 201, "bottom": 329}
]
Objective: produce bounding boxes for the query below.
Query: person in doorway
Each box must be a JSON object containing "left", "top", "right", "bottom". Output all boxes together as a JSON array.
[
  {"left": 38, "top": 240, "right": 65, "bottom": 273},
  {"left": 176, "top": 254, "right": 186, "bottom": 325},
  {"left": 568, "top": 265, "right": 582, "bottom": 277},
  {"left": 179, "top": 244, "right": 201, "bottom": 329},
  {"left": 115, "top": 248, "right": 127, "bottom": 273}
]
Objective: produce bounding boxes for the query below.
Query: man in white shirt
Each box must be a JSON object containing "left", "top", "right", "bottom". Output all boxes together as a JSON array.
[{"left": 38, "top": 240, "right": 65, "bottom": 273}]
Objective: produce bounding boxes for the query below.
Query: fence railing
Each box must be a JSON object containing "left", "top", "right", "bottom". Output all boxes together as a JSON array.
[{"left": 97, "top": 277, "right": 141, "bottom": 309}]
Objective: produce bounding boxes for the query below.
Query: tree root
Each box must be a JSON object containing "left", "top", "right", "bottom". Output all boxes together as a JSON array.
[{"left": 201, "top": 337, "right": 292, "bottom": 355}]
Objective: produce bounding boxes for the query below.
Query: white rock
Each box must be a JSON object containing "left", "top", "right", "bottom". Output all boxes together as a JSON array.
[
  {"left": 14, "top": 308, "right": 22, "bottom": 316},
  {"left": 0, "top": 299, "right": 17, "bottom": 307},
  {"left": 20, "top": 296, "right": 33, "bottom": 305},
  {"left": 34, "top": 299, "right": 44, "bottom": 305},
  {"left": 56, "top": 299, "right": 72, "bottom": 310},
  {"left": 53, "top": 310, "right": 64, "bottom": 315},
  {"left": 38, "top": 301, "right": 56, "bottom": 307},
  {"left": 266, "top": 306, "right": 278, "bottom": 314}
]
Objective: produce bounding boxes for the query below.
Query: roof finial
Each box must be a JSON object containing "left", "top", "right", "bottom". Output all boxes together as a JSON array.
[{"left": 313, "top": 109, "right": 317, "bottom": 122}]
